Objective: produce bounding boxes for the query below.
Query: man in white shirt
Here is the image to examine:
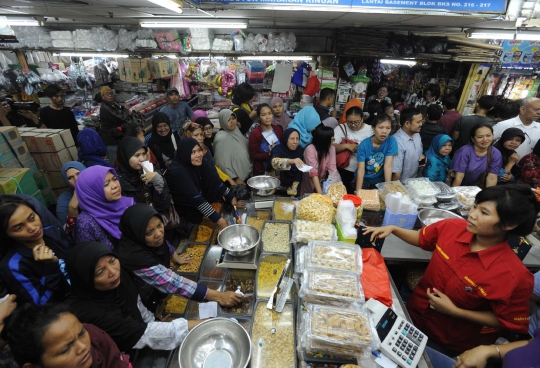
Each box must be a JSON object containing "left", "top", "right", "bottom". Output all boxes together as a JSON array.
[{"left": 494, "top": 97, "right": 540, "bottom": 158}]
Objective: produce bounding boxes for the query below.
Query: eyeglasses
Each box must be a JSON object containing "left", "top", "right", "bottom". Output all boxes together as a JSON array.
[
  {"left": 203, "top": 126, "right": 213, "bottom": 131},
  {"left": 347, "top": 120, "right": 362, "bottom": 125}
]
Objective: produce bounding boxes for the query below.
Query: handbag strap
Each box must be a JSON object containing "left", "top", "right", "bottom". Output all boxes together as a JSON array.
[
  {"left": 338, "top": 124, "right": 348, "bottom": 141},
  {"left": 483, "top": 147, "right": 492, "bottom": 178}
]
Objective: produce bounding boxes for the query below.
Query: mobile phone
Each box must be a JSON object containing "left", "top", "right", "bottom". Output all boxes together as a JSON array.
[{"left": 419, "top": 157, "right": 426, "bottom": 166}]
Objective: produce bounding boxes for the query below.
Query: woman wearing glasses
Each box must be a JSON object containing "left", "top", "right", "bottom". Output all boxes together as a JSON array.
[{"left": 333, "top": 106, "right": 372, "bottom": 193}]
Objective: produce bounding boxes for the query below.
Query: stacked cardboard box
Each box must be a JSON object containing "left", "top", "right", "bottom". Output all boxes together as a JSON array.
[{"left": 119, "top": 58, "right": 152, "bottom": 83}]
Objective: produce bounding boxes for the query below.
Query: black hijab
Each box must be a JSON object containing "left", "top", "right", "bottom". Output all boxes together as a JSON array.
[
  {"left": 270, "top": 128, "right": 305, "bottom": 187},
  {"left": 149, "top": 112, "right": 177, "bottom": 160},
  {"left": 196, "top": 117, "right": 215, "bottom": 155},
  {"left": 165, "top": 138, "right": 223, "bottom": 205},
  {"left": 117, "top": 203, "right": 170, "bottom": 272},
  {"left": 65, "top": 242, "right": 146, "bottom": 353},
  {"left": 116, "top": 137, "right": 147, "bottom": 192},
  {"left": 494, "top": 127, "right": 525, "bottom": 166}
]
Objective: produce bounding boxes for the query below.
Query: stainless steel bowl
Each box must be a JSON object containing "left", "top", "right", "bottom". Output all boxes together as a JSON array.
[
  {"left": 218, "top": 224, "right": 260, "bottom": 257},
  {"left": 418, "top": 208, "right": 462, "bottom": 227},
  {"left": 247, "top": 175, "right": 280, "bottom": 196},
  {"left": 179, "top": 318, "right": 251, "bottom": 368}
]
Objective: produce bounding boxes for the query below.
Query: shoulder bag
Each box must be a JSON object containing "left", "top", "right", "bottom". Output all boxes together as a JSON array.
[
  {"left": 474, "top": 146, "right": 492, "bottom": 189},
  {"left": 336, "top": 124, "right": 357, "bottom": 169}
]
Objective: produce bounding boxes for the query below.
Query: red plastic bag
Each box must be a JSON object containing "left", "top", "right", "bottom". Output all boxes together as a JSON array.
[
  {"left": 361, "top": 248, "right": 393, "bottom": 307},
  {"left": 303, "top": 75, "right": 321, "bottom": 97}
]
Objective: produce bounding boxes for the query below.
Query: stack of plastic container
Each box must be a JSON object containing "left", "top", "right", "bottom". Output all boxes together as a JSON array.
[
  {"left": 246, "top": 60, "right": 265, "bottom": 87},
  {"left": 190, "top": 28, "right": 213, "bottom": 50}
]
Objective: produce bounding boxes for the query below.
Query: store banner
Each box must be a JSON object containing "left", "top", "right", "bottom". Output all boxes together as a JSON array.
[
  {"left": 201, "top": 0, "right": 506, "bottom": 13},
  {"left": 497, "top": 39, "right": 540, "bottom": 69}
]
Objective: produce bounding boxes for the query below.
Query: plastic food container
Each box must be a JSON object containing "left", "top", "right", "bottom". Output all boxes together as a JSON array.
[
  {"left": 273, "top": 198, "right": 296, "bottom": 221},
  {"left": 342, "top": 194, "right": 363, "bottom": 221},
  {"left": 185, "top": 280, "right": 223, "bottom": 319},
  {"left": 177, "top": 243, "right": 208, "bottom": 274},
  {"left": 251, "top": 302, "right": 295, "bottom": 368},
  {"left": 453, "top": 186, "right": 481, "bottom": 209},
  {"left": 376, "top": 180, "right": 410, "bottom": 199},
  {"left": 256, "top": 253, "right": 292, "bottom": 300},
  {"left": 218, "top": 269, "right": 256, "bottom": 315},
  {"left": 199, "top": 245, "right": 227, "bottom": 280},
  {"left": 261, "top": 221, "right": 291, "bottom": 253},
  {"left": 164, "top": 295, "right": 189, "bottom": 316},
  {"left": 306, "top": 240, "right": 362, "bottom": 274},
  {"left": 432, "top": 181, "right": 456, "bottom": 203},
  {"left": 405, "top": 178, "right": 441, "bottom": 197},
  {"left": 355, "top": 189, "right": 380, "bottom": 212},
  {"left": 299, "top": 268, "right": 365, "bottom": 307},
  {"left": 246, "top": 209, "right": 272, "bottom": 232},
  {"left": 292, "top": 220, "right": 337, "bottom": 243},
  {"left": 189, "top": 218, "right": 217, "bottom": 244}
]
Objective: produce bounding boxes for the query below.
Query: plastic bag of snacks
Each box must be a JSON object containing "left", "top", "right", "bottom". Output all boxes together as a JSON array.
[
  {"left": 355, "top": 189, "right": 380, "bottom": 211},
  {"left": 292, "top": 220, "right": 337, "bottom": 243},
  {"left": 306, "top": 240, "right": 363, "bottom": 274},
  {"left": 297, "top": 193, "right": 336, "bottom": 224},
  {"left": 326, "top": 183, "right": 347, "bottom": 207},
  {"left": 299, "top": 268, "right": 365, "bottom": 307}
]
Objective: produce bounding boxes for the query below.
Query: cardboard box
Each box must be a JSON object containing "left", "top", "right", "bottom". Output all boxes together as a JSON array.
[
  {"left": 33, "top": 170, "right": 50, "bottom": 190},
  {"left": 67, "top": 146, "right": 78, "bottom": 161},
  {"left": 150, "top": 59, "right": 178, "bottom": 79},
  {"left": 44, "top": 171, "right": 66, "bottom": 189},
  {"left": 32, "top": 153, "right": 45, "bottom": 170},
  {"left": 17, "top": 127, "right": 37, "bottom": 133},
  {"left": 31, "top": 190, "right": 46, "bottom": 207},
  {"left": 41, "top": 187, "right": 57, "bottom": 207},
  {"left": 0, "top": 168, "right": 39, "bottom": 195},
  {"left": 42, "top": 148, "right": 73, "bottom": 171},
  {"left": 52, "top": 186, "right": 70, "bottom": 199},
  {"left": 0, "top": 150, "right": 19, "bottom": 168},
  {"left": 10, "top": 142, "right": 32, "bottom": 163},
  {"left": 35, "top": 133, "right": 66, "bottom": 153},
  {"left": 126, "top": 58, "right": 152, "bottom": 83},
  {"left": 20, "top": 156, "right": 37, "bottom": 174},
  {"left": 59, "top": 129, "right": 75, "bottom": 148},
  {"left": 20, "top": 132, "right": 42, "bottom": 152},
  {"left": 0, "top": 126, "right": 24, "bottom": 147}
]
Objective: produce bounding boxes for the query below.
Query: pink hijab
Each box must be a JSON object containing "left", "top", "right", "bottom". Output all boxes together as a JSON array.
[
  {"left": 192, "top": 110, "right": 208, "bottom": 121},
  {"left": 271, "top": 97, "right": 292, "bottom": 130}
]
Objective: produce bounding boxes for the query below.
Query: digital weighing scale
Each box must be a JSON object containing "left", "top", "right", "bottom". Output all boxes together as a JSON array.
[
  {"left": 215, "top": 244, "right": 260, "bottom": 270},
  {"left": 252, "top": 193, "right": 275, "bottom": 209}
]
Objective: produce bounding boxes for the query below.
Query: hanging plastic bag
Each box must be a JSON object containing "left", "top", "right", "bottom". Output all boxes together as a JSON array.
[
  {"left": 360, "top": 248, "right": 393, "bottom": 307},
  {"left": 303, "top": 74, "right": 320, "bottom": 97},
  {"left": 291, "top": 61, "right": 309, "bottom": 88}
]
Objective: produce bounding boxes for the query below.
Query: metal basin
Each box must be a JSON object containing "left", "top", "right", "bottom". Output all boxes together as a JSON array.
[
  {"left": 179, "top": 318, "right": 251, "bottom": 368},
  {"left": 218, "top": 224, "right": 260, "bottom": 257},
  {"left": 247, "top": 175, "right": 280, "bottom": 196},
  {"left": 418, "top": 208, "right": 462, "bottom": 227}
]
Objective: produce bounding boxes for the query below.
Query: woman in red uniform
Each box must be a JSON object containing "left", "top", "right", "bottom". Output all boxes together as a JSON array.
[{"left": 364, "top": 184, "right": 537, "bottom": 355}]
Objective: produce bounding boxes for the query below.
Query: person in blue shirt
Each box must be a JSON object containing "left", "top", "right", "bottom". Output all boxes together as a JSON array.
[
  {"left": 355, "top": 114, "right": 398, "bottom": 191},
  {"left": 159, "top": 87, "right": 193, "bottom": 134}
]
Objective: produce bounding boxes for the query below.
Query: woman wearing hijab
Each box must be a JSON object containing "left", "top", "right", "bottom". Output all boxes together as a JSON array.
[
  {"left": 77, "top": 128, "right": 111, "bottom": 168},
  {"left": 117, "top": 204, "right": 242, "bottom": 312},
  {"left": 165, "top": 138, "right": 240, "bottom": 231},
  {"left": 213, "top": 109, "right": 252, "bottom": 184},
  {"left": 423, "top": 134, "right": 453, "bottom": 182},
  {"left": 65, "top": 242, "right": 204, "bottom": 354},
  {"left": 192, "top": 109, "right": 208, "bottom": 121},
  {"left": 147, "top": 112, "right": 181, "bottom": 169},
  {"left": 517, "top": 139, "right": 540, "bottom": 188},
  {"left": 116, "top": 137, "right": 171, "bottom": 213},
  {"left": 271, "top": 96, "right": 292, "bottom": 130},
  {"left": 338, "top": 98, "right": 363, "bottom": 125},
  {"left": 493, "top": 127, "right": 525, "bottom": 184},
  {"left": 73, "top": 166, "right": 135, "bottom": 250},
  {"left": 56, "top": 161, "right": 86, "bottom": 224},
  {"left": 288, "top": 106, "right": 322, "bottom": 148},
  {"left": 270, "top": 128, "right": 305, "bottom": 196}
]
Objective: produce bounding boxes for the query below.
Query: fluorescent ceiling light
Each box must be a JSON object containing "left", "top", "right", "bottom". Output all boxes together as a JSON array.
[
  {"left": 516, "top": 31, "right": 540, "bottom": 41},
  {"left": 56, "top": 53, "right": 128, "bottom": 58},
  {"left": 140, "top": 20, "right": 247, "bottom": 28},
  {"left": 238, "top": 55, "right": 312, "bottom": 61},
  {"left": 380, "top": 59, "right": 416, "bottom": 66},
  {"left": 468, "top": 30, "right": 515, "bottom": 39},
  {"left": 5, "top": 19, "right": 39, "bottom": 26},
  {"left": 147, "top": 0, "right": 182, "bottom": 14}
]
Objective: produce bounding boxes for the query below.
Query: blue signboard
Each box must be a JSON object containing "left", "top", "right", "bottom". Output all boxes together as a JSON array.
[{"left": 202, "top": 0, "right": 506, "bottom": 13}]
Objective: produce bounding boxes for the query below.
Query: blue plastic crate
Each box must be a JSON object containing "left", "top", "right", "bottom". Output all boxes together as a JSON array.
[{"left": 382, "top": 209, "right": 417, "bottom": 230}]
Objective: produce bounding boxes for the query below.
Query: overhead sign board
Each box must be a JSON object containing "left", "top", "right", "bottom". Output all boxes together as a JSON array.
[{"left": 202, "top": 0, "right": 507, "bottom": 13}]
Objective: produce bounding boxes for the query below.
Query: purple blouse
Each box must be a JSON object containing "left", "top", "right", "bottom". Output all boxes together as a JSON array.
[
  {"left": 73, "top": 212, "right": 115, "bottom": 250},
  {"left": 503, "top": 327, "right": 540, "bottom": 368},
  {"left": 451, "top": 145, "right": 502, "bottom": 186}
]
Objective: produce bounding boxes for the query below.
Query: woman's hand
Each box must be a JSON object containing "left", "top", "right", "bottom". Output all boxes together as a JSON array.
[
  {"left": 68, "top": 191, "right": 80, "bottom": 217},
  {"left": 230, "top": 197, "right": 245, "bottom": 209},
  {"left": 235, "top": 178, "right": 245, "bottom": 185},
  {"left": 362, "top": 226, "right": 395, "bottom": 242},
  {"left": 249, "top": 109, "right": 258, "bottom": 120},
  {"left": 216, "top": 291, "right": 243, "bottom": 307},
  {"left": 0, "top": 295, "right": 17, "bottom": 324},
  {"left": 217, "top": 218, "right": 229, "bottom": 231},
  {"left": 427, "top": 288, "right": 459, "bottom": 317},
  {"left": 227, "top": 178, "right": 237, "bottom": 187},
  {"left": 154, "top": 302, "right": 170, "bottom": 322},
  {"left": 141, "top": 171, "right": 158, "bottom": 185},
  {"left": 508, "top": 152, "right": 520, "bottom": 165},
  {"left": 172, "top": 252, "right": 191, "bottom": 265},
  {"left": 17, "top": 110, "right": 38, "bottom": 125},
  {"left": 269, "top": 143, "right": 275, "bottom": 153},
  {"left": 33, "top": 244, "right": 59, "bottom": 263},
  {"left": 454, "top": 345, "right": 494, "bottom": 368},
  {"left": 347, "top": 144, "right": 358, "bottom": 153},
  {"left": 290, "top": 158, "right": 305, "bottom": 168},
  {"left": 500, "top": 173, "right": 512, "bottom": 182}
]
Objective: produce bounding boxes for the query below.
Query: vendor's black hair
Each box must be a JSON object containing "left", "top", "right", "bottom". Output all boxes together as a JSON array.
[
  {"left": 442, "top": 95, "right": 458, "bottom": 110},
  {"left": 469, "top": 122, "right": 494, "bottom": 144},
  {"left": 425, "top": 84, "right": 441, "bottom": 100},
  {"left": 346, "top": 106, "right": 363, "bottom": 118},
  {"left": 401, "top": 107, "right": 421, "bottom": 126},
  {"left": 476, "top": 95, "right": 498, "bottom": 112},
  {"left": 121, "top": 123, "right": 145, "bottom": 140},
  {"left": 231, "top": 82, "right": 256, "bottom": 106},
  {"left": 498, "top": 100, "right": 520, "bottom": 120},
  {"left": 256, "top": 103, "right": 272, "bottom": 118},
  {"left": 0, "top": 197, "right": 39, "bottom": 256},
  {"left": 1, "top": 303, "right": 72, "bottom": 366},
  {"left": 319, "top": 88, "right": 335, "bottom": 102},
  {"left": 377, "top": 83, "right": 389, "bottom": 92},
  {"left": 427, "top": 104, "right": 443, "bottom": 121},
  {"left": 311, "top": 125, "right": 334, "bottom": 166},
  {"left": 372, "top": 114, "right": 392, "bottom": 128},
  {"left": 475, "top": 184, "right": 540, "bottom": 236},
  {"left": 365, "top": 100, "right": 382, "bottom": 126},
  {"left": 44, "top": 84, "right": 63, "bottom": 98}
]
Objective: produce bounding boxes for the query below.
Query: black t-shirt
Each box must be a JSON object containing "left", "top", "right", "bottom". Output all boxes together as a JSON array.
[
  {"left": 232, "top": 107, "right": 254, "bottom": 136},
  {"left": 454, "top": 115, "right": 494, "bottom": 151},
  {"left": 39, "top": 106, "right": 79, "bottom": 144},
  {"left": 420, "top": 123, "right": 447, "bottom": 153}
]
